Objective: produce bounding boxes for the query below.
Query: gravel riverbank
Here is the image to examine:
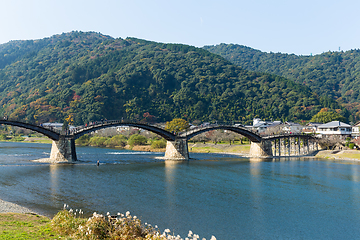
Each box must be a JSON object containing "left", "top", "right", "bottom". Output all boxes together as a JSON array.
[{"left": 0, "top": 198, "right": 37, "bottom": 214}]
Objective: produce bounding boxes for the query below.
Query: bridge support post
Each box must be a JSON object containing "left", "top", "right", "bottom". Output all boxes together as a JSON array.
[
  {"left": 50, "top": 137, "right": 77, "bottom": 162},
  {"left": 164, "top": 138, "right": 189, "bottom": 160},
  {"left": 249, "top": 141, "right": 273, "bottom": 158}
]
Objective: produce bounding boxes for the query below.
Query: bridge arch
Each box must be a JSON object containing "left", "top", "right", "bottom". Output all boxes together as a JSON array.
[
  {"left": 0, "top": 120, "right": 60, "bottom": 140},
  {"left": 72, "top": 122, "right": 176, "bottom": 141},
  {"left": 179, "top": 125, "right": 262, "bottom": 143}
]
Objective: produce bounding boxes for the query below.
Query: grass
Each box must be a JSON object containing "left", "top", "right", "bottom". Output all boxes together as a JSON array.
[
  {"left": 315, "top": 150, "right": 360, "bottom": 160},
  {"left": 0, "top": 213, "right": 61, "bottom": 239},
  {"left": 190, "top": 143, "right": 251, "bottom": 154}
]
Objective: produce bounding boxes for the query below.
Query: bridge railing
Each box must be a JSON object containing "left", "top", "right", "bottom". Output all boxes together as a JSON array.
[{"left": 66, "top": 120, "right": 167, "bottom": 135}]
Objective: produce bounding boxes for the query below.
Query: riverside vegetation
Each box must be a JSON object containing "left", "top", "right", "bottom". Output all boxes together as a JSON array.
[
  {"left": 49, "top": 205, "right": 216, "bottom": 240},
  {"left": 0, "top": 207, "right": 216, "bottom": 240},
  {"left": 75, "top": 134, "right": 167, "bottom": 150}
]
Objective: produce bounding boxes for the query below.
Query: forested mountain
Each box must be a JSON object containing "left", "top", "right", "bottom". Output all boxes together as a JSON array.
[
  {"left": 0, "top": 32, "right": 345, "bottom": 125},
  {"left": 203, "top": 43, "right": 360, "bottom": 122}
]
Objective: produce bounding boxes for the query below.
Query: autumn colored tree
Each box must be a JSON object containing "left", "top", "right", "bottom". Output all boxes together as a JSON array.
[
  {"left": 310, "top": 109, "right": 346, "bottom": 123},
  {"left": 165, "top": 118, "right": 189, "bottom": 134}
]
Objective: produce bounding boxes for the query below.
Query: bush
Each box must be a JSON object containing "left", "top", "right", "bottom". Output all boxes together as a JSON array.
[
  {"left": 128, "top": 134, "right": 148, "bottom": 146},
  {"left": 89, "top": 136, "right": 108, "bottom": 147},
  {"left": 104, "top": 135, "right": 127, "bottom": 148},
  {"left": 349, "top": 143, "right": 355, "bottom": 149},
  {"left": 13, "top": 136, "right": 25, "bottom": 141},
  {"left": 151, "top": 139, "right": 166, "bottom": 149},
  {"left": 51, "top": 208, "right": 216, "bottom": 240},
  {"left": 0, "top": 134, "right": 7, "bottom": 140},
  {"left": 75, "top": 134, "right": 90, "bottom": 146},
  {"left": 51, "top": 209, "right": 86, "bottom": 236}
]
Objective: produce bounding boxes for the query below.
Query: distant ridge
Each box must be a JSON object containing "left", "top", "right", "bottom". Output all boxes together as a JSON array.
[
  {"left": 0, "top": 31, "right": 345, "bottom": 125},
  {"left": 204, "top": 43, "right": 360, "bottom": 122}
]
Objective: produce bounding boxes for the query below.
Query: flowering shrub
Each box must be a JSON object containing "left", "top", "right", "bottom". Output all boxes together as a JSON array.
[{"left": 51, "top": 205, "right": 216, "bottom": 240}]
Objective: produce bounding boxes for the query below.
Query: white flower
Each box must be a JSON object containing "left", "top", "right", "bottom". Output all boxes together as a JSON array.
[
  {"left": 154, "top": 225, "right": 158, "bottom": 228},
  {"left": 117, "top": 212, "right": 121, "bottom": 215},
  {"left": 63, "top": 204, "right": 67, "bottom": 209},
  {"left": 133, "top": 216, "right": 137, "bottom": 219},
  {"left": 188, "top": 230, "right": 193, "bottom": 237},
  {"left": 164, "top": 229, "right": 171, "bottom": 233},
  {"left": 210, "top": 236, "right": 217, "bottom": 240},
  {"left": 126, "top": 211, "right": 130, "bottom": 217},
  {"left": 107, "top": 212, "right": 110, "bottom": 216}
]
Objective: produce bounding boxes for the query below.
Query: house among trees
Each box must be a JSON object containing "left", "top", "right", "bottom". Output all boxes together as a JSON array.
[
  {"left": 252, "top": 118, "right": 282, "bottom": 135},
  {"left": 283, "top": 122, "right": 303, "bottom": 134},
  {"left": 316, "top": 121, "right": 352, "bottom": 136},
  {"left": 351, "top": 122, "right": 360, "bottom": 138},
  {"left": 303, "top": 122, "right": 323, "bottom": 134}
]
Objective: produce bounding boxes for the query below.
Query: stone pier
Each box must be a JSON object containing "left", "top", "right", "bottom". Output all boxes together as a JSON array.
[
  {"left": 164, "top": 138, "right": 189, "bottom": 160},
  {"left": 249, "top": 140, "right": 273, "bottom": 158},
  {"left": 50, "top": 137, "right": 77, "bottom": 162}
]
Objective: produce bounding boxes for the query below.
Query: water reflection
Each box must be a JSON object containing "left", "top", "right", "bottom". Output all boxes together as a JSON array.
[
  {"left": 165, "top": 160, "right": 178, "bottom": 206},
  {"left": 49, "top": 164, "right": 60, "bottom": 202}
]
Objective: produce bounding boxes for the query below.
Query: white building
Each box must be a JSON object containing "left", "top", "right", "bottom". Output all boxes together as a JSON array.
[
  {"left": 352, "top": 122, "right": 360, "bottom": 137},
  {"left": 252, "top": 118, "right": 282, "bottom": 134},
  {"left": 316, "top": 121, "right": 351, "bottom": 135},
  {"left": 283, "top": 122, "right": 303, "bottom": 134},
  {"left": 303, "top": 122, "right": 322, "bottom": 134}
]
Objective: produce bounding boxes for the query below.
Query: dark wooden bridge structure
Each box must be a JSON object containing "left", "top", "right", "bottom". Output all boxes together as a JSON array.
[{"left": 0, "top": 120, "right": 319, "bottom": 162}]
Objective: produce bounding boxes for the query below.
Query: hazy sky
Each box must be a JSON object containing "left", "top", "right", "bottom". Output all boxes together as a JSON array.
[{"left": 1, "top": 0, "right": 359, "bottom": 55}]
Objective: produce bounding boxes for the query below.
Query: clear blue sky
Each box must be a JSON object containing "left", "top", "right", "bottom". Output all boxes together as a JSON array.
[{"left": 1, "top": 0, "right": 359, "bottom": 55}]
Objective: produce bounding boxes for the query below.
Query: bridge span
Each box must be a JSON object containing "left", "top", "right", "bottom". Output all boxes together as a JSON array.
[{"left": 0, "top": 120, "right": 319, "bottom": 162}]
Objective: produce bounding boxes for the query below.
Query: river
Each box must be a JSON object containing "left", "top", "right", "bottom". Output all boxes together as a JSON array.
[{"left": 0, "top": 141, "right": 359, "bottom": 239}]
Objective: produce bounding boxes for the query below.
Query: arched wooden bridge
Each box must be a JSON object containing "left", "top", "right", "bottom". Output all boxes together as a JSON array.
[{"left": 0, "top": 120, "right": 318, "bottom": 161}]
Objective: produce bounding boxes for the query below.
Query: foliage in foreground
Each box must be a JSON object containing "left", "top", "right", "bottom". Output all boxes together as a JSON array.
[{"left": 51, "top": 207, "right": 216, "bottom": 240}]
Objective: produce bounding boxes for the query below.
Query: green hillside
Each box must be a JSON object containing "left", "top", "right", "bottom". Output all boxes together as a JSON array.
[
  {"left": 0, "top": 32, "right": 345, "bottom": 125},
  {"left": 203, "top": 43, "right": 360, "bottom": 122}
]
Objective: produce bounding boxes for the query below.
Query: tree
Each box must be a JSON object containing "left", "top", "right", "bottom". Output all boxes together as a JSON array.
[
  {"left": 165, "top": 118, "right": 189, "bottom": 134},
  {"left": 128, "top": 134, "right": 148, "bottom": 146},
  {"left": 310, "top": 110, "right": 346, "bottom": 123}
]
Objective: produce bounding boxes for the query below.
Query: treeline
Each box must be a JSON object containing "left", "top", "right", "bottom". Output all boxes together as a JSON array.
[
  {"left": 203, "top": 43, "right": 359, "bottom": 121},
  {"left": 0, "top": 31, "right": 345, "bottom": 125},
  {"left": 75, "top": 134, "right": 167, "bottom": 149}
]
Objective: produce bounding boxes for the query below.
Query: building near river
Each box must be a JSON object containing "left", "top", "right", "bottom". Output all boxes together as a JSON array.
[
  {"left": 352, "top": 121, "right": 360, "bottom": 138},
  {"left": 316, "top": 121, "right": 351, "bottom": 136}
]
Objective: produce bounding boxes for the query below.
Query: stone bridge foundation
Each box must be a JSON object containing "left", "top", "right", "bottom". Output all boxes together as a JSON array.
[
  {"left": 249, "top": 140, "right": 273, "bottom": 158},
  {"left": 164, "top": 138, "right": 189, "bottom": 160},
  {"left": 50, "top": 137, "right": 77, "bottom": 162}
]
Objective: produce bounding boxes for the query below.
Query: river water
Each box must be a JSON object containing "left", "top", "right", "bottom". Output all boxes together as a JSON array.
[{"left": 0, "top": 142, "right": 360, "bottom": 239}]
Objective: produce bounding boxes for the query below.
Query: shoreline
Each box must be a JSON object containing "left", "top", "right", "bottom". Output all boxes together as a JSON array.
[{"left": 0, "top": 198, "right": 39, "bottom": 215}]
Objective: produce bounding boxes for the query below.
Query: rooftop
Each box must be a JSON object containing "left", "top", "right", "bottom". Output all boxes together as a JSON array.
[{"left": 318, "top": 121, "right": 351, "bottom": 128}]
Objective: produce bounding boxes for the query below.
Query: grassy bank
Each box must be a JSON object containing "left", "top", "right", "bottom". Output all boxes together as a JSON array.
[
  {"left": 189, "top": 143, "right": 250, "bottom": 155},
  {"left": 0, "top": 213, "right": 60, "bottom": 239},
  {"left": 315, "top": 150, "right": 360, "bottom": 161}
]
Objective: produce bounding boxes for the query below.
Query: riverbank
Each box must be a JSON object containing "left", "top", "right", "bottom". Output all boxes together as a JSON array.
[
  {"left": 314, "top": 150, "right": 360, "bottom": 161},
  {"left": 0, "top": 198, "right": 37, "bottom": 214},
  {"left": 189, "top": 142, "right": 250, "bottom": 155}
]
